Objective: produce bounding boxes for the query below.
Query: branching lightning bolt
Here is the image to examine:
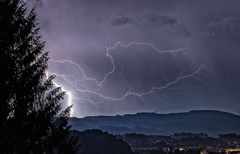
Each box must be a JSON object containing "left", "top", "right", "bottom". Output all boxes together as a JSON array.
[
  {"left": 99, "top": 41, "right": 187, "bottom": 87},
  {"left": 48, "top": 41, "right": 208, "bottom": 116}
]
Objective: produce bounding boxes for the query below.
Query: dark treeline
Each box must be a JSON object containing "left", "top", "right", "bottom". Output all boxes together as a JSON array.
[
  {"left": 0, "top": 0, "right": 78, "bottom": 153},
  {"left": 72, "top": 129, "right": 134, "bottom": 154}
]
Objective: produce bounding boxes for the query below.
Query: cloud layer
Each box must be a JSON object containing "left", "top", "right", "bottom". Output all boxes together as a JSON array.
[{"left": 29, "top": 0, "right": 240, "bottom": 117}]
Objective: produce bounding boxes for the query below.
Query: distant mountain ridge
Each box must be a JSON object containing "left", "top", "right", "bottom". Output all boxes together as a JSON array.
[{"left": 69, "top": 110, "right": 240, "bottom": 136}]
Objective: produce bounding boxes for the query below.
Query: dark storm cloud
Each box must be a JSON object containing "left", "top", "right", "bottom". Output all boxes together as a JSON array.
[
  {"left": 141, "top": 13, "right": 191, "bottom": 38},
  {"left": 111, "top": 15, "right": 136, "bottom": 27},
  {"left": 207, "top": 16, "right": 240, "bottom": 36},
  {"left": 31, "top": 0, "right": 240, "bottom": 117},
  {"left": 145, "top": 14, "right": 177, "bottom": 28}
]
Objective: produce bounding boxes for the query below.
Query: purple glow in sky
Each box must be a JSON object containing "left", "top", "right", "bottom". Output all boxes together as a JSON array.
[{"left": 26, "top": 0, "right": 240, "bottom": 117}]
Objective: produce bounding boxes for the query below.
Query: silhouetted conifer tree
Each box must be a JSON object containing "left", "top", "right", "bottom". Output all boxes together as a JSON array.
[{"left": 0, "top": 0, "right": 78, "bottom": 153}]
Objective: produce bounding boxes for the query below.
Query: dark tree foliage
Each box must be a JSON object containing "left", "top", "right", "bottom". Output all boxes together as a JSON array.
[
  {"left": 0, "top": 0, "right": 78, "bottom": 153},
  {"left": 73, "top": 129, "right": 134, "bottom": 154}
]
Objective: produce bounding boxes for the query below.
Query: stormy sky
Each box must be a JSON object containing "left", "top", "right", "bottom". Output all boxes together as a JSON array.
[{"left": 27, "top": 0, "right": 240, "bottom": 117}]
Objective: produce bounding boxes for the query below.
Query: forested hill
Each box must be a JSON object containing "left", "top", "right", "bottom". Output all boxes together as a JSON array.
[{"left": 69, "top": 110, "right": 240, "bottom": 136}]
